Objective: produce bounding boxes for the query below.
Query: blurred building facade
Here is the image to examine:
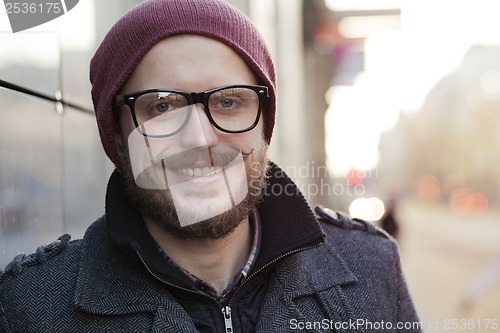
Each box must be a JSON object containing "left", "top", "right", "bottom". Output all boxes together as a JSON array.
[{"left": 379, "top": 45, "right": 500, "bottom": 211}]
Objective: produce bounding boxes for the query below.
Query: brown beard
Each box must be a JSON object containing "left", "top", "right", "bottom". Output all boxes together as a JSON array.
[{"left": 116, "top": 137, "right": 269, "bottom": 240}]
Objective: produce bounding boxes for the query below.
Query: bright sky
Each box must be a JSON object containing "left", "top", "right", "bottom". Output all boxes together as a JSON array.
[
  {"left": 325, "top": 0, "right": 500, "bottom": 176},
  {"left": 325, "top": 0, "right": 402, "bottom": 11}
]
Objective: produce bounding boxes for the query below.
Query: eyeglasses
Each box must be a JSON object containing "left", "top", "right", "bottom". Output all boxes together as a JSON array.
[{"left": 113, "top": 84, "right": 269, "bottom": 138}]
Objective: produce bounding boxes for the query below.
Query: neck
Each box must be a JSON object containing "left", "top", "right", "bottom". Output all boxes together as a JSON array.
[{"left": 144, "top": 217, "right": 252, "bottom": 294}]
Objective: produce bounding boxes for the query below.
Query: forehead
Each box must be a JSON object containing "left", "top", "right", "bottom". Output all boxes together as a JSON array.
[{"left": 122, "top": 34, "right": 258, "bottom": 93}]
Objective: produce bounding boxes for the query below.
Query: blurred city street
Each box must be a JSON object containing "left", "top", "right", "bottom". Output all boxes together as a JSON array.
[{"left": 398, "top": 199, "right": 500, "bottom": 332}]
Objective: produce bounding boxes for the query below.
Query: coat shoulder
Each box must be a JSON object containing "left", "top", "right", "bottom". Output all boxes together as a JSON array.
[
  {"left": 313, "top": 205, "right": 401, "bottom": 278},
  {"left": 314, "top": 205, "right": 392, "bottom": 241},
  {"left": 0, "top": 217, "right": 107, "bottom": 285},
  {"left": 0, "top": 234, "right": 82, "bottom": 285}
]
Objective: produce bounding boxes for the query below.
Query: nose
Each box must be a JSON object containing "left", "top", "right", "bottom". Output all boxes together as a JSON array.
[{"left": 179, "top": 104, "right": 218, "bottom": 148}]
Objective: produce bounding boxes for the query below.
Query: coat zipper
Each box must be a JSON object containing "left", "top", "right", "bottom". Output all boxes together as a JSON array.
[{"left": 221, "top": 306, "right": 234, "bottom": 332}]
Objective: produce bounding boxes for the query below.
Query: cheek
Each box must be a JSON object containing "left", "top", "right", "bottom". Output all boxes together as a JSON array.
[{"left": 244, "top": 121, "right": 265, "bottom": 148}]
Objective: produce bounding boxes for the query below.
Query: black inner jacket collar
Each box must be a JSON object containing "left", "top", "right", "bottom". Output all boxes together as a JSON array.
[{"left": 105, "top": 162, "right": 326, "bottom": 290}]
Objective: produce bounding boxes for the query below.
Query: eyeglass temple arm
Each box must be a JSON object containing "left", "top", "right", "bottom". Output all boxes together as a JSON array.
[{"left": 113, "top": 95, "right": 126, "bottom": 108}]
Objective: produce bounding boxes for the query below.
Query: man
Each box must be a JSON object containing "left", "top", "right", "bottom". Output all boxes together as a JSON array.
[{"left": 0, "top": 0, "right": 421, "bottom": 332}]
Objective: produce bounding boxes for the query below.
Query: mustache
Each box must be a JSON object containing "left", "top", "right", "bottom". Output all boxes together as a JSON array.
[{"left": 155, "top": 143, "right": 244, "bottom": 169}]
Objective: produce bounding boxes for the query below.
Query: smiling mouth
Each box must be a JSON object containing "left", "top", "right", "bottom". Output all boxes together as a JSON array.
[
  {"left": 176, "top": 166, "right": 225, "bottom": 177},
  {"left": 158, "top": 144, "right": 243, "bottom": 179}
]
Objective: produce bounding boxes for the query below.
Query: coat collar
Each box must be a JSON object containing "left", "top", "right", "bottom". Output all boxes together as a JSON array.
[{"left": 74, "top": 163, "right": 358, "bottom": 324}]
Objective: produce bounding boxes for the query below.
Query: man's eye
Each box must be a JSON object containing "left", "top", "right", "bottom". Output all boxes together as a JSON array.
[
  {"left": 220, "top": 99, "right": 234, "bottom": 108},
  {"left": 155, "top": 101, "right": 170, "bottom": 113}
]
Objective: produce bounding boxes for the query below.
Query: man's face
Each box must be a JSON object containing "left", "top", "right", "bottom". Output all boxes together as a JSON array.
[{"left": 116, "top": 34, "right": 269, "bottom": 239}]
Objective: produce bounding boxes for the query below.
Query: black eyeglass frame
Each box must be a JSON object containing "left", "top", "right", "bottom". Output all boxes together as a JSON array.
[{"left": 113, "top": 84, "right": 269, "bottom": 138}]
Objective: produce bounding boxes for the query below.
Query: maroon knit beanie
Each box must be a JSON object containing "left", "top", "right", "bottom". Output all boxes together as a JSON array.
[{"left": 90, "top": 0, "right": 277, "bottom": 167}]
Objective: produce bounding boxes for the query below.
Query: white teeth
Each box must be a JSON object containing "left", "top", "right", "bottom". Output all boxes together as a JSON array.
[{"left": 177, "top": 166, "right": 224, "bottom": 177}]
